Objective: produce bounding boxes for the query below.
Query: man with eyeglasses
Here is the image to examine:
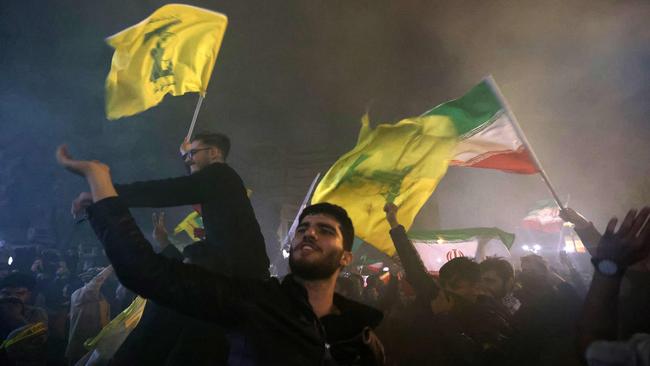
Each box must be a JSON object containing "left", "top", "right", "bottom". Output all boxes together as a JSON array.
[
  {"left": 70, "top": 132, "right": 269, "bottom": 364},
  {"left": 72, "top": 132, "right": 269, "bottom": 280}
]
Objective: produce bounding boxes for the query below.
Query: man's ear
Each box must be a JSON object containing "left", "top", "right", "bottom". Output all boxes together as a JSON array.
[
  {"left": 209, "top": 147, "right": 224, "bottom": 162},
  {"left": 340, "top": 251, "right": 353, "bottom": 267}
]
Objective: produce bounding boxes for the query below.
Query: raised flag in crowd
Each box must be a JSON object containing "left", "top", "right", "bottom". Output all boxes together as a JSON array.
[
  {"left": 423, "top": 79, "right": 539, "bottom": 174},
  {"left": 408, "top": 227, "right": 514, "bottom": 272},
  {"left": 105, "top": 4, "right": 228, "bottom": 119}
]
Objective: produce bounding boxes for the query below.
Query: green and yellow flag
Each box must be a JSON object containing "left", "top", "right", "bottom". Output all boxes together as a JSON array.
[
  {"left": 312, "top": 114, "right": 457, "bottom": 255},
  {"left": 173, "top": 211, "right": 204, "bottom": 242},
  {"left": 105, "top": 4, "right": 228, "bottom": 119}
]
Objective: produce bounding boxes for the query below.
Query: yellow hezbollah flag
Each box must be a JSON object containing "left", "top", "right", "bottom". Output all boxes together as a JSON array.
[
  {"left": 311, "top": 114, "right": 457, "bottom": 255},
  {"left": 105, "top": 4, "right": 227, "bottom": 119},
  {"left": 173, "top": 211, "right": 203, "bottom": 242}
]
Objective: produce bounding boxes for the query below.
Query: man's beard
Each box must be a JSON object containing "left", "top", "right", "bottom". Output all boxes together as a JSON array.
[{"left": 289, "top": 247, "right": 343, "bottom": 280}]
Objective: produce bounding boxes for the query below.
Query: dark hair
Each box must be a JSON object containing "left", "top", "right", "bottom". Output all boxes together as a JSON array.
[
  {"left": 439, "top": 257, "right": 480, "bottom": 289},
  {"left": 479, "top": 257, "right": 514, "bottom": 282},
  {"left": 299, "top": 203, "right": 354, "bottom": 251},
  {"left": 192, "top": 132, "right": 231, "bottom": 159},
  {"left": 0, "top": 272, "right": 37, "bottom": 291}
]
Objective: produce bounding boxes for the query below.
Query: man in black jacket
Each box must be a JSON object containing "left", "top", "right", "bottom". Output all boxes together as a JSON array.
[
  {"left": 72, "top": 132, "right": 269, "bottom": 279},
  {"left": 383, "top": 203, "right": 511, "bottom": 366},
  {"left": 56, "top": 146, "right": 385, "bottom": 366},
  {"left": 70, "top": 133, "right": 268, "bottom": 364}
]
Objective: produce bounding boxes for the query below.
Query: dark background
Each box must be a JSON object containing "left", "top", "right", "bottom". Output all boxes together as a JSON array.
[{"left": 0, "top": 0, "right": 648, "bottom": 261}]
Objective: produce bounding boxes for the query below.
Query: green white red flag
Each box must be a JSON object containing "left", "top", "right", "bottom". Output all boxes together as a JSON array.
[
  {"left": 407, "top": 227, "right": 515, "bottom": 272},
  {"left": 522, "top": 199, "right": 564, "bottom": 233},
  {"left": 423, "top": 79, "right": 539, "bottom": 174}
]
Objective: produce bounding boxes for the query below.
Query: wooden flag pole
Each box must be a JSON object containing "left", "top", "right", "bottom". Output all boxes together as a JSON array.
[
  {"left": 185, "top": 94, "right": 205, "bottom": 141},
  {"left": 484, "top": 75, "right": 564, "bottom": 208}
]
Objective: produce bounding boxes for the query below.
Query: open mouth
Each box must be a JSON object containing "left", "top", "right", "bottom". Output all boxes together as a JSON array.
[{"left": 296, "top": 242, "right": 321, "bottom": 253}]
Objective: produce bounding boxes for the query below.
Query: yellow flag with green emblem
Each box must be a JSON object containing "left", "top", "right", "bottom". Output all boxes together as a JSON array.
[
  {"left": 311, "top": 114, "right": 457, "bottom": 255},
  {"left": 105, "top": 4, "right": 227, "bottom": 120},
  {"left": 173, "top": 211, "right": 204, "bottom": 242}
]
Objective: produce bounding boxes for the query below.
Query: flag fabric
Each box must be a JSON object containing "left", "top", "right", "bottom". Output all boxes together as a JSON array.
[
  {"left": 423, "top": 79, "right": 539, "bottom": 174},
  {"left": 81, "top": 297, "right": 147, "bottom": 363},
  {"left": 105, "top": 4, "right": 228, "bottom": 119},
  {"left": 522, "top": 199, "right": 564, "bottom": 233},
  {"left": 311, "top": 113, "right": 457, "bottom": 256},
  {"left": 173, "top": 211, "right": 204, "bottom": 241},
  {"left": 408, "top": 227, "right": 515, "bottom": 272},
  {"left": 0, "top": 322, "right": 47, "bottom": 350}
]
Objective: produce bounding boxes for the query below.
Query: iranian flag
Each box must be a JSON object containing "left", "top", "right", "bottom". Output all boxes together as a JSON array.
[
  {"left": 407, "top": 227, "right": 515, "bottom": 272},
  {"left": 522, "top": 199, "right": 564, "bottom": 233},
  {"left": 423, "top": 78, "right": 539, "bottom": 174}
]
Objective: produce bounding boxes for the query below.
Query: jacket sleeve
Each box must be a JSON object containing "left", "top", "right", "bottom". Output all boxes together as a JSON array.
[
  {"left": 114, "top": 164, "right": 230, "bottom": 207},
  {"left": 389, "top": 225, "right": 439, "bottom": 302},
  {"left": 87, "top": 197, "right": 247, "bottom": 324}
]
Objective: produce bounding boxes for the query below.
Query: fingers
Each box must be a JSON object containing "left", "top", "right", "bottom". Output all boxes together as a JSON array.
[
  {"left": 55, "top": 145, "right": 71, "bottom": 165},
  {"left": 605, "top": 217, "right": 618, "bottom": 236},
  {"left": 628, "top": 207, "right": 650, "bottom": 239},
  {"left": 559, "top": 208, "right": 573, "bottom": 221},
  {"left": 617, "top": 209, "right": 638, "bottom": 236},
  {"left": 383, "top": 202, "right": 397, "bottom": 212}
]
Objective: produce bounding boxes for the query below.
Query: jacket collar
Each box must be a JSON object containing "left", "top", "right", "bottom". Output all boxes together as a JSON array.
[{"left": 281, "top": 274, "right": 383, "bottom": 327}]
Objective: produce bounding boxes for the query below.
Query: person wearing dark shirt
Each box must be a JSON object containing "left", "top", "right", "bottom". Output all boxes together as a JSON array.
[
  {"left": 72, "top": 132, "right": 269, "bottom": 279},
  {"left": 56, "top": 146, "right": 385, "bottom": 366},
  {"left": 384, "top": 203, "right": 511, "bottom": 366}
]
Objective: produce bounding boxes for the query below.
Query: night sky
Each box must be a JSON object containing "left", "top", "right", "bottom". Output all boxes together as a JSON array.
[{"left": 1, "top": 0, "right": 648, "bottom": 262}]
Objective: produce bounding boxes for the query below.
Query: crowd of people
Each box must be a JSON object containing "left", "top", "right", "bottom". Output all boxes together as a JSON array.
[{"left": 0, "top": 131, "right": 648, "bottom": 365}]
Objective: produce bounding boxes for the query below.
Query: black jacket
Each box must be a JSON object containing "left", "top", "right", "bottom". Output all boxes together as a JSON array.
[
  {"left": 115, "top": 162, "right": 269, "bottom": 279},
  {"left": 88, "top": 197, "right": 385, "bottom": 366},
  {"left": 110, "top": 245, "right": 230, "bottom": 365}
]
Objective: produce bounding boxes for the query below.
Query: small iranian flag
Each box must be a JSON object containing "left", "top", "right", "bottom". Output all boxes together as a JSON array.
[
  {"left": 407, "top": 227, "right": 515, "bottom": 272},
  {"left": 522, "top": 199, "right": 564, "bottom": 233},
  {"left": 423, "top": 79, "right": 539, "bottom": 174}
]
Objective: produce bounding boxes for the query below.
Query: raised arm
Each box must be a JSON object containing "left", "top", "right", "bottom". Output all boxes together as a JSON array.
[
  {"left": 114, "top": 166, "right": 222, "bottom": 208},
  {"left": 560, "top": 207, "right": 602, "bottom": 255},
  {"left": 56, "top": 146, "right": 246, "bottom": 324},
  {"left": 384, "top": 203, "right": 439, "bottom": 302},
  {"left": 577, "top": 207, "right": 650, "bottom": 356}
]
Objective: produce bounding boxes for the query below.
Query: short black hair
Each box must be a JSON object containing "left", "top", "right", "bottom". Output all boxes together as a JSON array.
[
  {"left": 192, "top": 131, "right": 231, "bottom": 159},
  {"left": 479, "top": 257, "right": 514, "bottom": 282},
  {"left": 0, "top": 272, "right": 37, "bottom": 291},
  {"left": 299, "top": 203, "right": 354, "bottom": 251},
  {"left": 439, "top": 257, "right": 480, "bottom": 289}
]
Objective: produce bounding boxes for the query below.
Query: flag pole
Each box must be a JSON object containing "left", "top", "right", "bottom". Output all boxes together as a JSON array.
[
  {"left": 484, "top": 76, "right": 564, "bottom": 208},
  {"left": 281, "top": 173, "right": 322, "bottom": 252},
  {"left": 185, "top": 94, "right": 205, "bottom": 141}
]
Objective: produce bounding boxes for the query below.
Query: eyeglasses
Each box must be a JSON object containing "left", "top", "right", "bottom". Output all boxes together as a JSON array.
[{"left": 183, "top": 147, "right": 212, "bottom": 159}]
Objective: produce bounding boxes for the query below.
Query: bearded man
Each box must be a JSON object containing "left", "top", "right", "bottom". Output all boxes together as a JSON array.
[{"left": 56, "top": 145, "right": 385, "bottom": 366}]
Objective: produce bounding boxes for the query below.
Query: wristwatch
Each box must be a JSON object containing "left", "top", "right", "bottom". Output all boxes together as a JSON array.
[{"left": 591, "top": 257, "right": 625, "bottom": 277}]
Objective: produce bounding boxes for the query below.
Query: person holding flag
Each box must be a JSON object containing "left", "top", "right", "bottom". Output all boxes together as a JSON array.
[{"left": 56, "top": 145, "right": 386, "bottom": 365}]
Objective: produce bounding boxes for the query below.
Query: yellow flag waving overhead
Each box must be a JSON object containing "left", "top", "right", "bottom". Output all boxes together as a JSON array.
[
  {"left": 105, "top": 4, "right": 227, "bottom": 120},
  {"left": 311, "top": 114, "right": 457, "bottom": 255}
]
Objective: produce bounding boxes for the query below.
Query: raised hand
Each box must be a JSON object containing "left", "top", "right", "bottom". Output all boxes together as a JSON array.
[
  {"left": 152, "top": 212, "right": 170, "bottom": 249},
  {"left": 56, "top": 145, "right": 117, "bottom": 202},
  {"left": 559, "top": 207, "right": 591, "bottom": 230},
  {"left": 596, "top": 207, "right": 650, "bottom": 267},
  {"left": 383, "top": 203, "right": 399, "bottom": 228},
  {"left": 180, "top": 138, "right": 192, "bottom": 156},
  {"left": 56, "top": 145, "right": 109, "bottom": 177}
]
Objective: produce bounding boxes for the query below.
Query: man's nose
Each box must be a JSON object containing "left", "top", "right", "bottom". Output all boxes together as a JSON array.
[{"left": 303, "top": 226, "right": 317, "bottom": 238}]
